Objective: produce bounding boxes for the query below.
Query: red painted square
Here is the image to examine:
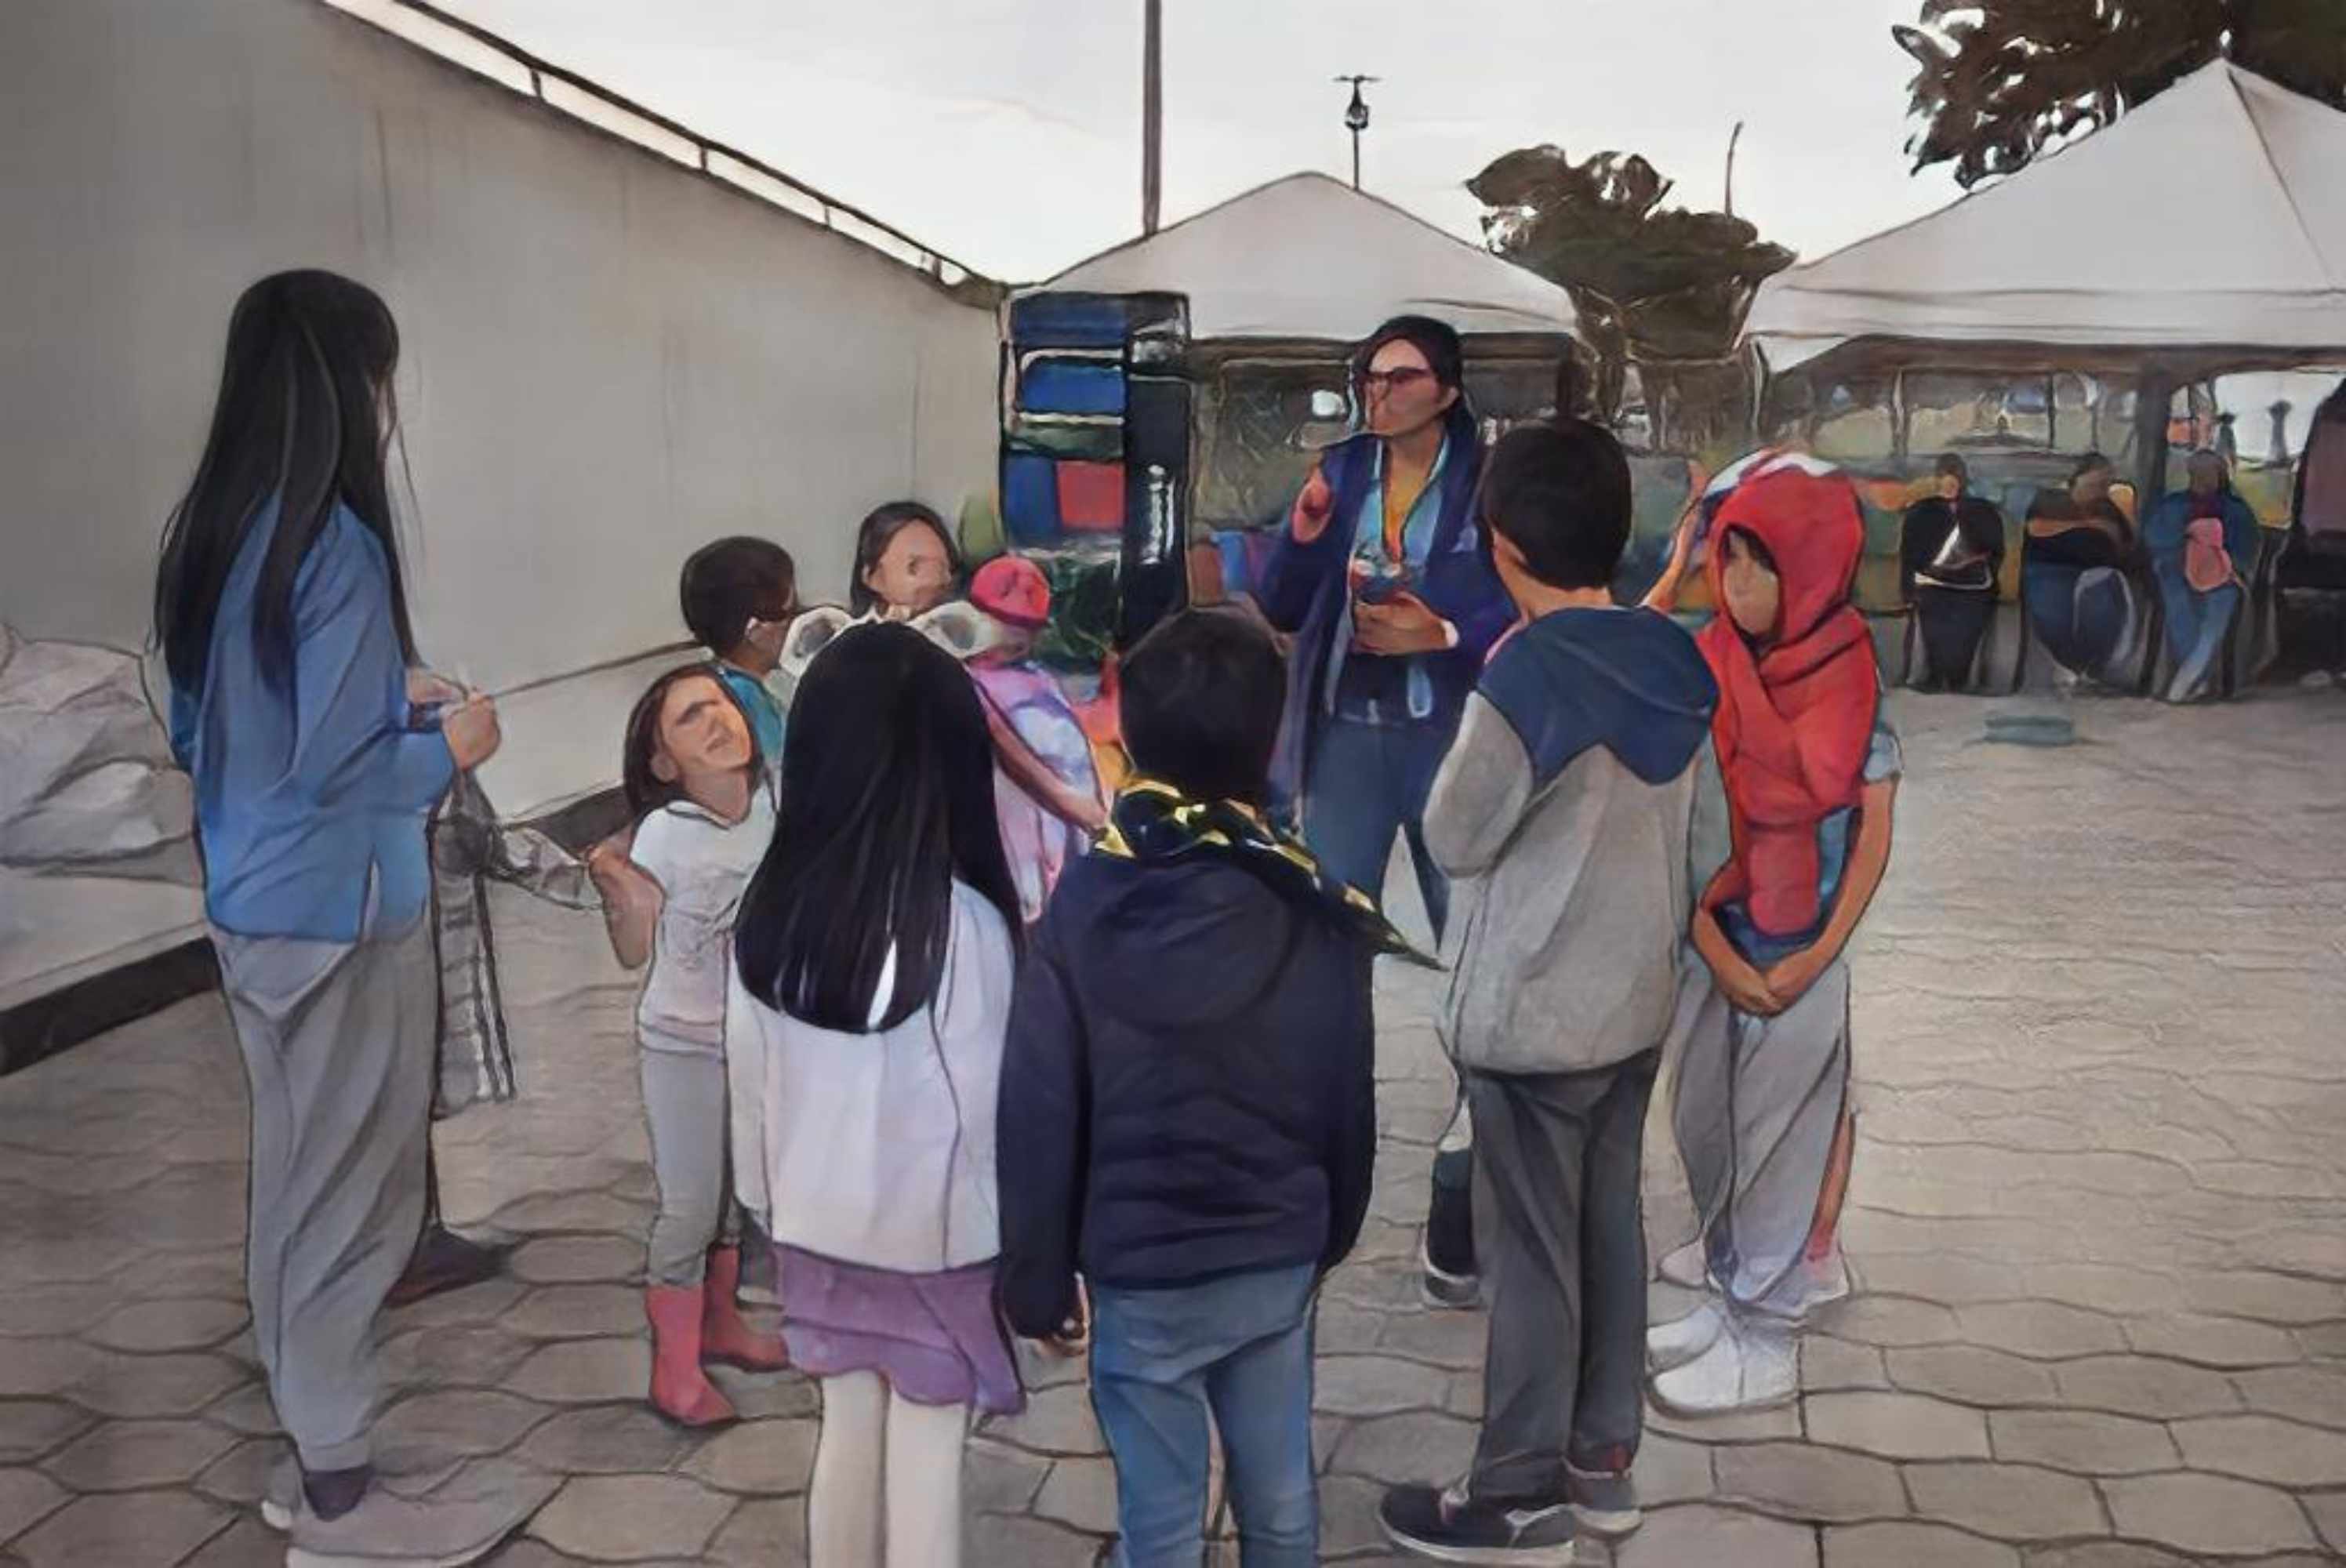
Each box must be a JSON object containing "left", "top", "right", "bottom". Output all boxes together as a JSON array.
[{"left": 1057, "top": 461, "right": 1124, "bottom": 532}]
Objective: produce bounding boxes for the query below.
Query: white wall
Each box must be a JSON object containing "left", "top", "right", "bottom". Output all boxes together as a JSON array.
[{"left": 0, "top": 0, "right": 1000, "bottom": 810}]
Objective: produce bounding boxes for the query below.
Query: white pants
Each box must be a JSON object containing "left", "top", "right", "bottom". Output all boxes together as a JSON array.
[{"left": 809, "top": 1373, "right": 968, "bottom": 1568}]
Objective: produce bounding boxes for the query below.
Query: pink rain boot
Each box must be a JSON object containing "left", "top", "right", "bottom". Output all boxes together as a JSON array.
[
  {"left": 645, "top": 1284, "right": 736, "bottom": 1426},
  {"left": 700, "top": 1245, "right": 789, "bottom": 1373}
]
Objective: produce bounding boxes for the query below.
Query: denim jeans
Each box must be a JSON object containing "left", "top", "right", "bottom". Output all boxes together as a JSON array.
[
  {"left": 1090, "top": 1265, "right": 1320, "bottom": 1568},
  {"left": 2152, "top": 555, "right": 2241, "bottom": 697},
  {"left": 2023, "top": 561, "right": 2134, "bottom": 679},
  {"left": 1302, "top": 713, "right": 1454, "bottom": 942}
]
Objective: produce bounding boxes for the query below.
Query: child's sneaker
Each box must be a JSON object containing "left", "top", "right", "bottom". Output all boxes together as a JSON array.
[
  {"left": 1645, "top": 1299, "right": 1727, "bottom": 1374},
  {"left": 1656, "top": 1238, "right": 1711, "bottom": 1290},
  {"left": 1651, "top": 1315, "right": 1799, "bottom": 1417},
  {"left": 1756, "top": 1247, "right": 1850, "bottom": 1323},
  {"left": 736, "top": 1227, "right": 781, "bottom": 1308},
  {"left": 284, "top": 1461, "right": 553, "bottom": 1567},
  {"left": 1564, "top": 1456, "right": 1641, "bottom": 1538},
  {"left": 1380, "top": 1479, "right": 1578, "bottom": 1565},
  {"left": 1418, "top": 1239, "right": 1482, "bottom": 1312},
  {"left": 1419, "top": 1144, "right": 1480, "bottom": 1310}
]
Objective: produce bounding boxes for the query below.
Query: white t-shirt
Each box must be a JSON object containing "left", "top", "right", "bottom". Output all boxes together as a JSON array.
[
  {"left": 628, "top": 781, "right": 777, "bottom": 1052},
  {"left": 725, "top": 880, "right": 1015, "bottom": 1273}
]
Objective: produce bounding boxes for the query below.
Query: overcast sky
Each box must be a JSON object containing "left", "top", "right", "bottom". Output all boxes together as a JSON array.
[{"left": 437, "top": 0, "right": 1970, "bottom": 284}]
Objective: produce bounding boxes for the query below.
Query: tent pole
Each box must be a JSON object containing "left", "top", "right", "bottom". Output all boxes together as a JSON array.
[
  {"left": 1142, "top": 0, "right": 1162, "bottom": 236},
  {"left": 2136, "top": 365, "right": 2177, "bottom": 505}
]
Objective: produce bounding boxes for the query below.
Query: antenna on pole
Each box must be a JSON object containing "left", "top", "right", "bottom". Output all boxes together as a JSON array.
[
  {"left": 1142, "top": 0, "right": 1163, "bottom": 234},
  {"left": 1724, "top": 120, "right": 1745, "bottom": 216},
  {"left": 1335, "top": 74, "right": 1379, "bottom": 191}
]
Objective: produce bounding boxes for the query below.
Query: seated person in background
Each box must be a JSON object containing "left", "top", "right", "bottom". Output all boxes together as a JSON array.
[
  {"left": 2285, "top": 382, "right": 2346, "bottom": 582},
  {"left": 1898, "top": 454, "right": 2006, "bottom": 691},
  {"left": 2143, "top": 448, "right": 2259, "bottom": 704},
  {"left": 2022, "top": 452, "right": 2139, "bottom": 691}
]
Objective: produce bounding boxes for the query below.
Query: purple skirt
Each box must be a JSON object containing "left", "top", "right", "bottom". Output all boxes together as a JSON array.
[{"left": 776, "top": 1247, "right": 1026, "bottom": 1417}]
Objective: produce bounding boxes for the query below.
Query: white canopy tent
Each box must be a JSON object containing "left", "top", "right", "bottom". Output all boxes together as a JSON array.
[
  {"left": 1033, "top": 171, "right": 1578, "bottom": 343},
  {"left": 1748, "top": 61, "right": 2346, "bottom": 372}
]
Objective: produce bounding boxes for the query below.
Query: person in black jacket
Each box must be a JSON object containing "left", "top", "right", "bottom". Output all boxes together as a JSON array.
[
  {"left": 1899, "top": 453, "right": 2006, "bottom": 691},
  {"left": 999, "top": 605, "right": 1393, "bottom": 1568}
]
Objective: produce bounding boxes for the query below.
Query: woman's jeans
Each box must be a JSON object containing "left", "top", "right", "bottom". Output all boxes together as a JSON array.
[
  {"left": 1302, "top": 714, "right": 1453, "bottom": 941},
  {"left": 2023, "top": 562, "right": 2134, "bottom": 680},
  {"left": 1090, "top": 1265, "right": 1320, "bottom": 1568},
  {"left": 2152, "top": 555, "right": 2242, "bottom": 698}
]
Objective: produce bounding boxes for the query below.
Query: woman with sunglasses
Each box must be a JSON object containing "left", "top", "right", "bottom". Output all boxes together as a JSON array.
[
  {"left": 1255, "top": 315, "right": 1511, "bottom": 941},
  {"left": 1256, "top": 315, "right": 1511, "bottom": 1315}
]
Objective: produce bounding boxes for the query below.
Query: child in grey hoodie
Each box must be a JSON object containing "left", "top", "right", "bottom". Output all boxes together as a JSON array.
[{"left": 1380, "top": 419, "right": 1716, "bottom": 1566}]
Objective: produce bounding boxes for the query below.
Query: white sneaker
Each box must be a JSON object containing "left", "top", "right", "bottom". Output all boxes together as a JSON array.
[
  {"left": 2052, "top": 665, "right": 2083, "bottom": 698},
  {"left": 1651, "top": 1317, "right": 1799, "bottom": 1418},
  {"left": 262, "top": 1457, "right": 299, "bottom": 1532},
  {"left": 1657, "top": 1239, "right": 1711, "bottom": 1291},
  {"left": 1645, "top": 1301, "right": 1727, "bottom": 1375}
]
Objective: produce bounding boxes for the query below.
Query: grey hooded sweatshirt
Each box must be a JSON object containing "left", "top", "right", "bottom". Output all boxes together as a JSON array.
[{"left": 1426, "top": 606, "right": 1719, "bottom": 1076}]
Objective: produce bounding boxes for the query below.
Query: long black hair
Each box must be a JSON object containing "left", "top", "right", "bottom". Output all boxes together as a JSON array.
[
  {"left": 620, "top": 663, "right": 764, "bottom": 820},
  {"left": 734, "top": 622, "right": 1019, "bottom": 1033},
  {"left": 848, "top": 500, "right": 961, "bottom": 617},
  {"left": 154, "top": 270, "right": 412, "bottom": 695}
]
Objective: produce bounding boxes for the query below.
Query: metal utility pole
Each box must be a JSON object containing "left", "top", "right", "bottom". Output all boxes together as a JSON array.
[
  {"left": 1335, "top": 75, "right": 1378, "bottom": 191},
  {"left": 1142, "top": 0, "right": 1163, "bottom": 234}
]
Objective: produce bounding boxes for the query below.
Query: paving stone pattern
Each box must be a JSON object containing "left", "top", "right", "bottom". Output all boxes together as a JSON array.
[{"left": 5, "top": 692, "right": 2346, "bottom": 1563}]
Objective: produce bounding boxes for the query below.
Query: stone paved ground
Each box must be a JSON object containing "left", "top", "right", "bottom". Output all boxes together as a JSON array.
[{"left": 5, "top": 689, "right": 2346, "bottom": 1566}]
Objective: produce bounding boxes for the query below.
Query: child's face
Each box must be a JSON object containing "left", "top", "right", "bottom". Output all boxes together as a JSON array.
[
  {"left": 1720, "top": 530, "right": 1781, "bottom": 641},
  {"left": 651, "top": 674, "right": 754, "bottom": 789},
  {"left": 866, "top": 524, "right": 954, "bottom": 618}
]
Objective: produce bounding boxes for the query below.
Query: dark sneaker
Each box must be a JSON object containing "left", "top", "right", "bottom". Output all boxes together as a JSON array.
[
  {"left": 387, "top": 1224, "right": 510, "bottom": 1308},
  {"left": 1379, "top": 1481, "right": 1578, "bottom": 1565},
  {"left": 1419, "top": 1240, "right": 1483, "bottom": 1311},
  {"left": 263, "top": 1454, "right": 466, "bottom": 1534},
  {"left": 1565, "top": 1461, "right": 1641, "bottom": 1537},
  {"left": 286, "top": 1459, "right": 554, "bottom": 1567},
  {"left": 738, "top": 1224, "right": 780, "bottom": 1307},
  {"left": 1421, "top": 1146, "right": 1480, "bottom": 1310}
]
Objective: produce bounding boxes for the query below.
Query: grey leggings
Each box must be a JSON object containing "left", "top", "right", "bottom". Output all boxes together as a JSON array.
[{"left": 639, "top": 1043, "right": 742, "bottom": 1287}]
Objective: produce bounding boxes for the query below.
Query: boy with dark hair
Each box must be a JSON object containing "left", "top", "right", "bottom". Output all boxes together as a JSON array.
[
  {"left": 677, "top": 536, "right": 794, "bottom": 1303},
  {"left": 679, "top": 536, "right": 795, "bottom": 764},
  {"left": 1379, "top": 420, "right": 1718, "bottom": 1563},
  {"left": 1000, "top": 606, "right": 1411, "bottom": 1568}
]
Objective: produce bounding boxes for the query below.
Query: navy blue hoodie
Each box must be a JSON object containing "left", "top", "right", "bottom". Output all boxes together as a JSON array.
[{"left": 996, "top": 850, "right": 1376, "bottom": 1337}]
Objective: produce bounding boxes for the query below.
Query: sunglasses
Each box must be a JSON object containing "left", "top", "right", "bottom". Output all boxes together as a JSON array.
[{"left": 1358, "top": 366, "right": 1436, "bottom": 397}]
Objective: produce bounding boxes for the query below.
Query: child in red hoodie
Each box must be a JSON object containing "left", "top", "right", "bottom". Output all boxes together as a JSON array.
[{"left": 1648, "top": 454, "right": 1901, "bottom": 1418}]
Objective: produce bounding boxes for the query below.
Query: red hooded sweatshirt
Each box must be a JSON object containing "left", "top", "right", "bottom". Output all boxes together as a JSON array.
[{"left": 1697, "top": 457, "right": 1882, "bottom": 939}]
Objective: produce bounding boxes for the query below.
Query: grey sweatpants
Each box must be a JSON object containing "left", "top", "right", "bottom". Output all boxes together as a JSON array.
[
  {"left": 1466, "top": 1047, "right": 1660, "bottom": 1500},
  {"left": 639, "top": 1042, "right": 742, "bottom": 1287},
  {"left": 1669, "top": 958, "right": 1851, "bottom": 1311},
  {"left": 214, "top": 906, "right": 435, "bottom": 1472}
]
